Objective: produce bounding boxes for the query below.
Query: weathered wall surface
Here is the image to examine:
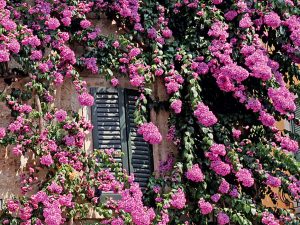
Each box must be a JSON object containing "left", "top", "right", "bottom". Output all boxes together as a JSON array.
[
  {"left": 0, "top": 75, "right": 177, "bottom": 204},
  {"left": 0, "top": 15, "right": 177, "bottom": 207}
]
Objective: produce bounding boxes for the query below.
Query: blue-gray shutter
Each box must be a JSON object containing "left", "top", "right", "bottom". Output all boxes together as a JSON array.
[
  {"left": 90, "top": 87, "right": 153, "bottom": 189},
  {"left": 91, "top": 87, "right": 129, "bottom": 170},
  {"left": 125, "top": 90, "right": 153, "bottom": 189}
]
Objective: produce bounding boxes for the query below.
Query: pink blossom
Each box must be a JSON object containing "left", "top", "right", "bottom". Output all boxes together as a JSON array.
[
  {"left": 246, "top": 98, "right": 262, "bottom": 112},
  {"left": 225, "top": 10, "right": 238, "bottom": 21},
  {"left": 197, "top": 62, "right": 209, "bottom": 75},
  {"left": 30, "top": 50, "right": 43, "bottom": 61},
  {"left": 251, "top": 63, "right": 272, "bottom": 81},
  {"left": 198, "top": 199, "right": 213, "bottom": 215},
  {"left": 212, "top": 0, "right": 223, "bottom": 4},
  {"left": 12, "top": 145, "right": 23, "bottom": 156},
  {"left": 54, "top": 72, "right": 64, "bottom": 85},
  {"left": 1, "top": 19, "right": 17, "bottom": 31},
  {"left": 262, "top": 212, "right": 280, "bottom": 225},
  {"left": 280, "top": 136, "right": 299, "bottom": 153},
  {"left": 147, "top": 28, "right": 157, "bottom": 39},
  {"left": 40, "top": 154, "right": 54, "bottom": 167},
  {"left": 20, "top": 206, "right": 32, "bottom": 221},
  {"left": 218, "top": 179, "right": 230, "bottom": 194},
  {"left": 236, "top": 168, "right": 254, "bottom": 187},
  {"left": 259, "top": 111, "right": 276, "bottom": 127},
  {"left": 59, "top": 194, "right": 73, "bottom": 207},
  {"left": 216, "top": 75, "right": 235, "bottom": 92},
  {"left": 232, "top": 128, "right": 241, "bottom": 139},
  {"left": 8, "top": 40, "right": 20, "bottom": 53},
  {"left": 80, "top": 19, "right": 91, "bottom": 29},
  {"left": 46, "top": 18, "right": 60, "bottom": 30},
  {"left": 264, "top": 12, "right": 281, "bottom": 29},
  {"left": 64, "top": 135, "right": 75, "bottom": 146},
  {"left": 137, "top": 122, "right": 162, "bottom": 144},
  {"left": 170, "top": 188, "right": 186, "bottom": 209},
  {"left": 186, "top": 164, "right": 204, "bottom": 182},
  {"left": 0, "top": 127, "right": 6, "bottom": 139},
  {"left": 211, "top": 160, "right": 231, "bottom": 176},
  {"left": 268, "top": 87, "right": 296, "bottom": 114},
  {"left": 210, "top": 144, "right": 226, "bottom": 156},
  {"left": 194, "top": 102, "right": 217, "bottom": 127},
  {"left": 217, "top": 212, "right": 230, "bottom": 225},
  {"left": 129, "top": 48, "right": 141, "bottom": 58},
  {"left": 83, "top": 57, "right": 98, "bottom": 74},
  {"left": 162, "top": 28, "right": 172, "bottom": 38},
  {"left": 112, "top": 41, "right": 120, "bottom": 48},
  {"left": 78, "top": 93, "right": 94, "bottom": 106},
  {"left": 111, "top": 218, "right": 124, "bottom": 225},
  {"left": 48, "top": 182, "right": 63, "bottom": 194},
  {"left": 211, "top": 193, "right": 221, "bottom": 202},
  {"left": 266, "top": 175, "right": 281, "bottom": 188},
  {"left": 155, "top": 68, "right": 164, "bottom": 76},
  {"left": 0, "top": 50, "right": 10, "bottom": 62},
  {"left": 55, "top": 109, "right": 67, "bottom": 122},
  {"left": 43, "top": 201, "right": 62, "bottom": 225},
  {"left": 166, "top": 81, "right": 180, "bottom": 94},
  {"left": 229, "top": 187, "right": 239, "bottom": 198},
  {"left": 7, "top": 200, "right": 19, "bottom": 213},
  {"left": 208, "top": 21, "right": 229, "bottom": 40},
  {"left": 239, "top": 14, "right": 253, "bottom": 28},
  {"left": 111, "top": 78, "right": 119, "bottom": 87},
  {"left": 130, "top": 75, "right": 145, "bottom": 87},
  {"left": 31, "top": 191, "right": 48, "bottom": 204},
  {"left": 170, "top": 99, "right": 182, "bottom": 114},
  {"left": 60, "top": 46, "right": 76, "bottom": 64}
]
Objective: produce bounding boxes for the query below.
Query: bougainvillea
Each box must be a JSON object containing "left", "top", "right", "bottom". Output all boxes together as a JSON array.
[{"left": 0, "top": 0, "right": 299, "bottom": 224}]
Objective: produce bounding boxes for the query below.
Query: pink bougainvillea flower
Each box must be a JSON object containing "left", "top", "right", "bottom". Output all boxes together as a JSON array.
[{"left": 137, "top": 122, "right": 162, "bottom": 144}]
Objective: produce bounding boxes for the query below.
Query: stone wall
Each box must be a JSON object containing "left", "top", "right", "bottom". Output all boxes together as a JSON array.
[
  {"left": 0, "top": 74, "right": 177, "bottom": 204},
  {"left": 0, "top": 15, "right": 177, "bottom": 222}
]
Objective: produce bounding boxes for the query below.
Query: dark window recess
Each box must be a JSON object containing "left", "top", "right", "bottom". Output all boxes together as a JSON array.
[{"left": 91, "top": 87, "right": 153, "bottom": 189}]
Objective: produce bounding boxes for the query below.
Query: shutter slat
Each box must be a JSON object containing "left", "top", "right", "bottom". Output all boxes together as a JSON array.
[
  {"left": 92, "top": 88, "right": 124, "bottom": 166},
  {"left": 126, "top": 90, "right": 152, "bottom": 190}
]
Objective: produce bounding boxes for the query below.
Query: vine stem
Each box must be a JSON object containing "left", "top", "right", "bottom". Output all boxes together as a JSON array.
[{"left": 68, "top": 217, "right": 74, "bottom": 225}]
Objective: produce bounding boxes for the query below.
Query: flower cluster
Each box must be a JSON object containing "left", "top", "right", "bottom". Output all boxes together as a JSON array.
[
  {"left": 185, "top": 164, "right": 204, "bottom": 182},
  {"left": 236, "top": 169, "right": 254, "bottom": 187},
  {"left": 0, "top": 0, "right": 299, "bottom": 224},
  {"left": 170, "top": 188, "right": 186, "bottom": 209},
  {"left": 137, "top": 122, "right": 162, "bottom": 144},
  {"left": 194, "top": 102, "right": 218, "bottom": 127}
]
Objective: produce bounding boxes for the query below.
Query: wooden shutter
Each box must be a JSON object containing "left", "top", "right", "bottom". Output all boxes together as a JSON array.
[
  {"left": 91, "top": 87, "right": 153, "bottom": 189},
  {"left": 125, "top": 89, "right": 153, "bottom": 189},
  {"left": 91, "top": 88, "right": 129, "bottom": 170}
]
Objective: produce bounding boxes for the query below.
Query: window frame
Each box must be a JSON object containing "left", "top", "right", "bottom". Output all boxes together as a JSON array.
[{"left": 90, "top": 87, "right": 154, "bottom": 190}]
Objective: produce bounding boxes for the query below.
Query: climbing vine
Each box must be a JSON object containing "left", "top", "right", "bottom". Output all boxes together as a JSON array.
[{"left": 0, "top": 0, "right": 299, "bottom": 224}]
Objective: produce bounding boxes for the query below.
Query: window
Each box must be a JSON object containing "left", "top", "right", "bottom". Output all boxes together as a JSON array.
[{"left": 90, "top": 87, "right": 153, "bottom": 189}]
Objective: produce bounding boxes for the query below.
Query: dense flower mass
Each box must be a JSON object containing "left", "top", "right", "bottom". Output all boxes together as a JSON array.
[
  {"left": 137, "top": 122, "right": 162, "bottom": 144},
  {"left": 194, "top": 102, "right": 218, "bottom": 127},
  {"left": 217, "top": 212, "right": 230, "bottom": 225},
  {"left": 185, "top": 164, "right": 204, "bottom": 182},
  {"left": 236, "top": 169, "right": 254, "bottom": 187},
  {"left": 0, "top": 0, "right": 299, "bottom": 224},
  {"left": 78, "top": 93, "right": 94, "bottom": 106},
  {"left": 198, "top": 199, "right": 213, "bottom": 215},
  {"left": 55, "top": 109, "right": 67, "bottom": 122},
  {"left": 170, "top": 189, "right": 186, "bottom": 209}
]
